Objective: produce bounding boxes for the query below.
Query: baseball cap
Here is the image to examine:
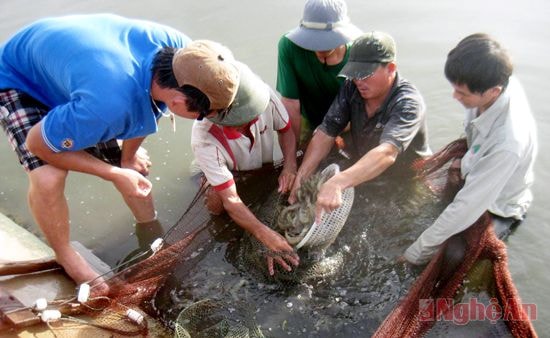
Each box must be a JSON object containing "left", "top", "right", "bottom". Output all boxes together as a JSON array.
[
  {"left": 286, "top": 0, "right": 362, "bottom": 51},
  {"left": 172, "top": 40, "right": 240, "bottom": 110},
  {"left": 339, "top": 31, "right": 396, "bottom": 79},
  {"left": 207, "top": 61, "right": 270, "bottom": 127}
]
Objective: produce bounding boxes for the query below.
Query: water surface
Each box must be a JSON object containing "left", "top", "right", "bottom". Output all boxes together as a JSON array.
[{"left": 0, "top": 0, "right": 548, "bottom": 334}]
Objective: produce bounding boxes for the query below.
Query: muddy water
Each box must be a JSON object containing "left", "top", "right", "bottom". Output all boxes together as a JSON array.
[{"left": 0, "top": 0, "right": 548, "bottom": 334}]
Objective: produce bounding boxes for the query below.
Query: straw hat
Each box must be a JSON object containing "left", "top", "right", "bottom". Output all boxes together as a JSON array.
[{"left": 172, "top": 40, "right": 239, "bottom": 110}]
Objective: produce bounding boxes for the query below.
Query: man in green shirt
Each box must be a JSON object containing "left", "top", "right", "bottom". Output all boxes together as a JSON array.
[{"left": 276, "top": 0, "right": 362, "bottom": 146}]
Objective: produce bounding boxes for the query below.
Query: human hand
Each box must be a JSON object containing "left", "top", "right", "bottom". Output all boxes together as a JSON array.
[
  {"left": 111, "top": 167, "right": 153, "bottom": 198},
  {"left": 396, "top": 255, "right": 408, "bottom": 264},
  {"left": 278, "top": 166, "right": 296, "bottom": 194},
  {"left": 447, "top": 158, "right": 462, "bottom": 187},
  {"left": 314, "top": 178, "right": 343, "bottom": 223},
  {"left": 288, "top": 173, "right": 307, "bottom": 204},
  {"left": 121, "top": 146, "right": 152, "bottom": 176},
  {"left": 256, "top": 227, "right": 300, "bottom": 276}
]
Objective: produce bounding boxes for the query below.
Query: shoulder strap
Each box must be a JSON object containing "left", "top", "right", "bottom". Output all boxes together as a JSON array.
[{"left": 208, "top": 124, "right": 237, "bottom": 170}]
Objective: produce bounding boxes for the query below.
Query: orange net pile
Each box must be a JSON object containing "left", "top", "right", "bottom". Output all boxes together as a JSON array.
[
  {"left": 373, "top": 139, "right": 537, "bottom": 337},
  {"left": 94, "top": 180, "right": 212, "bottom": 301}
]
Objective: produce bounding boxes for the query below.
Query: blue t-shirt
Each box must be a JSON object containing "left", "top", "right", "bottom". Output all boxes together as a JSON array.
[{"left": 0, "top": 14, "right": 190, "bottom": 152}]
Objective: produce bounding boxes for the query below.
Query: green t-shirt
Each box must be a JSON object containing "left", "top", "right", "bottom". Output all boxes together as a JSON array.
[{"left": 276, "top": 35, "right": 350, "bottom": 129}]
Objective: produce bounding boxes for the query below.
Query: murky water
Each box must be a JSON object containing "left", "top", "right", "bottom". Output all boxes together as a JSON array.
[
  {"left": 150, "top": 163, "right": 439, "bottom": 337},
  {"left": 0, "top": 0, "right": 548, "bottom": 334}
]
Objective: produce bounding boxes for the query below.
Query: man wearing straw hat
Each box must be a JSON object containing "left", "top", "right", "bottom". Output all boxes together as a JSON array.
[
  {"left": 179, "top": 40, "right": 300, "bottom": 276},
  {"left": 277, "top": 0, "right": 362, "bottom": 145},
  {"left": 289, "top": 31, "right": 430, "bottom": 220}
]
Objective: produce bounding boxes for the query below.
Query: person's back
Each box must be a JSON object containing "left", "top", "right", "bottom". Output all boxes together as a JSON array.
[
  {"left": 0, "top": 14, "right": 186, "bottom": 107},
  {"left": 0, "top": 14, "right": 190, "bottom": 290},
  {"left": 0, "top": 14, "right": 189, "bottom": 151}
]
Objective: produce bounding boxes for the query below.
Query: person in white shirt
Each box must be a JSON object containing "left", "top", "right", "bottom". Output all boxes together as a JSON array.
[
  {"left": 188, "top": 41, "right": 299, "bottom": 275},
  {"left": 404, "top": 33, "right": 538, "bottom": 265}
]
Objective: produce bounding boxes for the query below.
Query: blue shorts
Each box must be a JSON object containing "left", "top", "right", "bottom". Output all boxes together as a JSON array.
[{"left": 0, "top": 89, "right": 121, "bottom": 171}]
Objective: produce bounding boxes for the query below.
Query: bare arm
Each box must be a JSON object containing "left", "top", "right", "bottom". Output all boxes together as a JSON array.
[
  {"left": 277, "top": 128, "right": 297, "bottom": 193},
  {"left": 26, "top": 121, "right": 152, "bottom": 198},
  {"left": 121, "top": 137, "right": 152, "bottom": 176},
  {"left": 217, "top": 184, "right": 299, "bottom": 275},
  {"left": 280, "top": 97, "right": 301, "bottom": 145},
  {"left": 288, "top": 129, "right": 335, "bottom": 203},
  {"left": 314, "top": 142, "right": 398, "bottom": 221}
]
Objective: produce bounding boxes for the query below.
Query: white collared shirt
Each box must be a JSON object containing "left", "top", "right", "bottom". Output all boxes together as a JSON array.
[
  {"left": 405, "top": 77, "right": 538, "bottom": 264},
  {"left": 191, "top": 90, "right": 290, "bottom": 190}
]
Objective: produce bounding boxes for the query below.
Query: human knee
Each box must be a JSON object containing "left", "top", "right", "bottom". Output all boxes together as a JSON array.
[{"left": 28, "top": 166, "right": 68, "bottom": 195}]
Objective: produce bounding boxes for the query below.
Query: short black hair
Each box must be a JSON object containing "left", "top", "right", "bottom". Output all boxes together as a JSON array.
[
  {"left": 444, "top": 33, "right": 513, "bottom": 94},
  {"left": 152, "top": 47, "right": 210, "bottom": 114}
]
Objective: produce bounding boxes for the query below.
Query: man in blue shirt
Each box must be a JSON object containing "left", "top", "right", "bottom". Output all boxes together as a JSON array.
[{"left": 0, "top": 14, "right": 239, "bottom": 292}]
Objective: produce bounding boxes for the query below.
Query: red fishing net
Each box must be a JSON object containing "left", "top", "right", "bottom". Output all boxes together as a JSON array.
[{"left": 373, "top": 139, "right": 537, "bottom": 338}]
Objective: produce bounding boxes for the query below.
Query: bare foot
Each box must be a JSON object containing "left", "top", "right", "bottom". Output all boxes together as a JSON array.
[
  {"left": 56, "top": 248, "right": 109, "bottom": 296},
  {"left": 89, "top": 277, "right": 110, "bottom": 297}
]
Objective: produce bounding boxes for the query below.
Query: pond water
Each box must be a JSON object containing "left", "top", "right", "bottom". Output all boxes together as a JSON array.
[{"left": 0, "top": 0, "right": 548, "bottom": 335}]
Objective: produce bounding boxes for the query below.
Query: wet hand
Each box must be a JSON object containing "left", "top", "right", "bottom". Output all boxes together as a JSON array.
[
  {"left": 396, "top": 255, "right": 408, "bottom": 264},
  {"left": 266, "top": 251, "right": 300, "bottom": 276},
  {"left": 257, "top": 228, "right": 300, "bottom": 275},
  {"left": 278, "top": 167, "right": 296, "bottom": 194},
  {"left": 112, "top": 167, "right": 153, "bottom": 198},
  {"left": 288, "top": 175, "right": 304, "bottom": 204},
  {"left": 121, "top": 147, "right": 152, "bottom": 176},
  {"left": 314, "top": 179, "right": 343, "bottom": 223}
]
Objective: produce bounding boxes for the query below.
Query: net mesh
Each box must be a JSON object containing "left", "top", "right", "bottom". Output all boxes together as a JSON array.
[
  {"left": 168, "top": 163, "right": 352, "bottom": 337},
  {"left": 9, "top": 140, "right": 537, "bottom": 337},
  {"left": 174, "top": 299, "right": 264, "bottom": 338},
  {"left": 233, "top": 164, "right": 349, "bottom": 286},
  {"left": 373, "top": 138, "right": 538, "bottom": 338}
]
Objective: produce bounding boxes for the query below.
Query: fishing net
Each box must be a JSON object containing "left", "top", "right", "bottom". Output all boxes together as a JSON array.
[
  {"left": 170, "top": 163, "right": 354, "bottom": 337},
  {"left": 373, "top": 138, "right": 538, "bottom": 338},
  {"left": 173, "top": 299, "right": 264, "bottom": 338},
  {"left": 2, "top": 170, "right": 218, "bottom": 336},
  {"left": 231, "top": 163, "right": 351, "bottom": 287},
  {"left": 64, "top": 163, "right": 328, "bottom": 337},
  {"left": 4, "top": 140, "right": 537, "bottom": 337}
]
